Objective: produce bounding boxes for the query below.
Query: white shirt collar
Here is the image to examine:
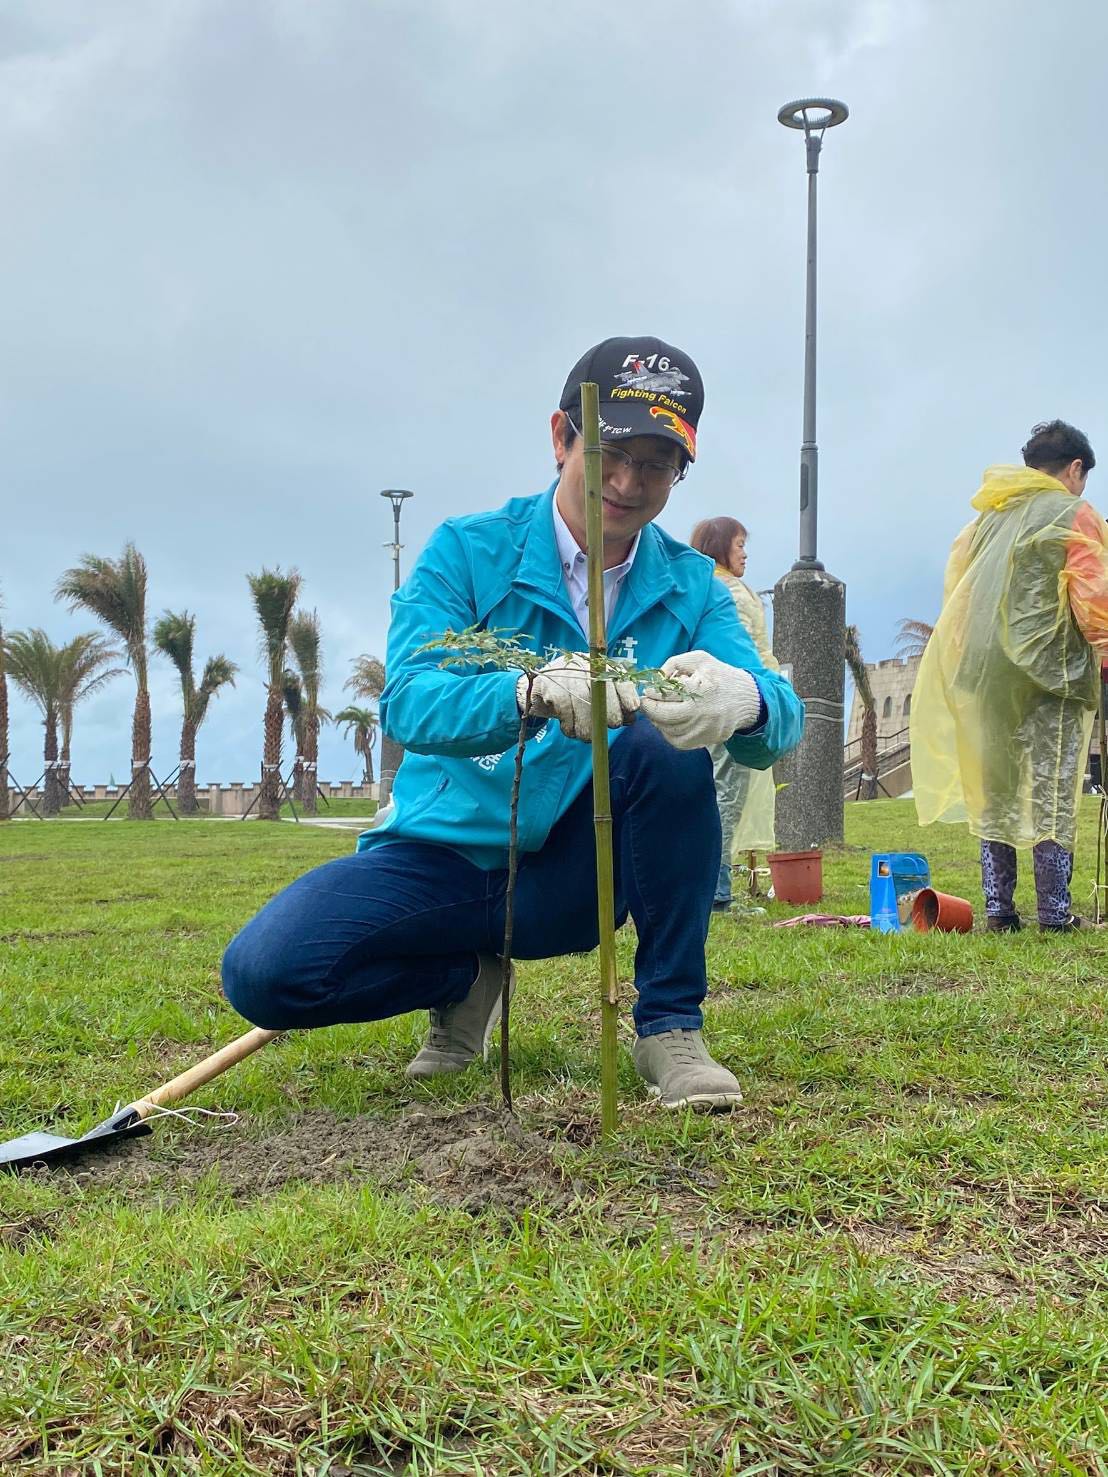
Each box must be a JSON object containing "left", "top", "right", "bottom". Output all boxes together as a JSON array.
[{"left": 552, "top": 493, "right": 641, "bottom": 579}]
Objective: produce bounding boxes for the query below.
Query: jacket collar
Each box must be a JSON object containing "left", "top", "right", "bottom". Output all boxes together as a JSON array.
[{"left": 510, "top": 482, "right": 679, "bottom": 639}]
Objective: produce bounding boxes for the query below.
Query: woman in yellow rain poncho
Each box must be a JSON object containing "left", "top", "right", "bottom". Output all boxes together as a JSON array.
[
  {"left": 911, "top": 420, "right": 1108, "bottom": 931},
  {"left": 690, "top": 516, "right": 778, "bottom": 912}
]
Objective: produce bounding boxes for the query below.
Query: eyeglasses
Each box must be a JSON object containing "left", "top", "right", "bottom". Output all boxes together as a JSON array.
[{"left": 566, "top": 415, "right": 687, "bottom": 490}]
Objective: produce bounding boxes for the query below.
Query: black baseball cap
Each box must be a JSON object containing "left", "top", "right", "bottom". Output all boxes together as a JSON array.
[{"left": 559, "top": 335, "right": 704, "bottom": 462}]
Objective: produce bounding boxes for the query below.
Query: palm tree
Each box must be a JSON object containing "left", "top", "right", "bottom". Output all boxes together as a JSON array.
[
  {"left": 6, "top": 630, "right": 65, "bottom": 815},
  {"left": 153, "top": 611, "right": 237, "bottom": 815},
  {"left": 58, "top": 634, "right": 124, "bottom": 802},
  {"left": 56, "top": 544, "right": 152, "bottom": 819},
  {"left": 282, "top": 670, "right": 305, "bottom": 803},
  {"left": 0, "top": 594, "right": 9, "bottom": 822},
  {"left": 246, "top": 568, "right": 302, "bottom": 821},
  {"left": 845, "top": 624, "right": 878, "bottom": 802},
  {"left": 895, "top": 619, "right": 933, "bottom": 661},
  {"left": 346, "top": 654, "right": 386, "bottom": 699},
  {"left": 335, "top": 705, "right": 379, "bottom": 785},
  {"left": 345, "top": 652, "right": 389, "bottom": 799},
  {"left": 7, "top": 631, "right": 122, "bottom": 815},
  {"left": 289, "top": 610, "right": 329, "bottom": 816}
]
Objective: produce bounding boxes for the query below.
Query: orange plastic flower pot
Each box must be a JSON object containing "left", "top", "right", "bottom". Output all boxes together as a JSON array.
[
  {"left": 767, "top": 849, "right": 823, "bottom": 905},
  {"left": 911, "top": 888, "right": 974, "bottom": 933}
]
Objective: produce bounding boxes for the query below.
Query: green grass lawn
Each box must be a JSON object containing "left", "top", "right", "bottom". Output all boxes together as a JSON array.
[{"left": 2, "top": 802, "right": 1108, "bottom": 1473}]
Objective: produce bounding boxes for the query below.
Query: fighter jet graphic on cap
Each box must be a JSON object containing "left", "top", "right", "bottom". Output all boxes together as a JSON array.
[{"left": 614, "top": 360, "right": 690, "bottom": 396}]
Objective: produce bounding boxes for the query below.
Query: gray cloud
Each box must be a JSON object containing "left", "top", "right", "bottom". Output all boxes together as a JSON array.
[{"left": 3, "top": 0, "right": 1105, "bottom": 783}]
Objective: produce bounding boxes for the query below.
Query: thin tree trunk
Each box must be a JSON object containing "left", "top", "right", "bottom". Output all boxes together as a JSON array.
[
  {"left": 861, "top": 707, "right": 878, "bottom": 802},
  {"left": 59, "top": 725, "right": 72, "bottom": 810},
  {"left": 498, "top": 696, "right": 533, "bottom": 1112},
  {"left": 302, "top": 718, "right": 318, "bottom": 816},
  {"left": 259, "top": 687, "right": 284, "bottom": 820},
  {"left": 179, "top": 719, "right": 198, "bottom": 815},
  {"left": 291, "top": 754, "right": 305, "bottom": 807},
  {"left": 129, "top": 685, "right": 152, "bottom": 820},
  {"left": 0, "top": 644, "right": 8, "bottom": 821},
  {"left": 42, "top": 716, "right": 61, "bottom": 817},
  {"left": 378, "top": 733, "right": 402, "bottom": 807}
]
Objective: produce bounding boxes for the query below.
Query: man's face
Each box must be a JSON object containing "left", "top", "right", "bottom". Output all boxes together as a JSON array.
[{"left": 551, "top": 411, "right": 684, "bottom": 556}]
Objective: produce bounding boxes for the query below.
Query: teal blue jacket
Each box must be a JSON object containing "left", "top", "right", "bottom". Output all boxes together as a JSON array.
[{"left": 358, "top": 485, "right": 804, "bottom": 869}]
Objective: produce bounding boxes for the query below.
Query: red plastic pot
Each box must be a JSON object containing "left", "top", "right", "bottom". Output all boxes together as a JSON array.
[
  {"left": 767, "top": 849, "right": 823, "bottom": 905},
  {"left": 911, "top": 888, "right": 974, "bottom": 933}
]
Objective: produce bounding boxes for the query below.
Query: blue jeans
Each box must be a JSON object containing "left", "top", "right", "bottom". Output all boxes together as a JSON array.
[{"left": 223, "top": 718, "right": 721, "bottom": 1038}]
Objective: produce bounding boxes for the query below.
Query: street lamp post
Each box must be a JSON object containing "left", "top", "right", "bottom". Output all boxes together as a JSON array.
[
  {"left": 378, "top": 488, "right": 414, "bottom": 808},
  {"left": 772, "top": 98, "right": 849, "bottom": 852}
]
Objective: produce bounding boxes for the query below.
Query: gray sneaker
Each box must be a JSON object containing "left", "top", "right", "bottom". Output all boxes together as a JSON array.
[
  {"left": 633, "top": 1029, "right": 743, "bottom": 1110},
  {"left": 405, "top": 954, "right": 516, "bottom": 1079}
]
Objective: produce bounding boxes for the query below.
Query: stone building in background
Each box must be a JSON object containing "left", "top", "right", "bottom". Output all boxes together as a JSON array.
[{"left": 846, "top": 655, "right": 921, "bottom": 748}]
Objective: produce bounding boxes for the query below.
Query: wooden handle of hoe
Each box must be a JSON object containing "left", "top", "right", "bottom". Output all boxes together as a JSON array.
[{"left": 127, "top": 1027, "right": 281, "bottom": 1122}]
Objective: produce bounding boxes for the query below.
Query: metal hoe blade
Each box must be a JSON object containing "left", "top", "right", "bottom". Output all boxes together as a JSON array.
[{"left": 0, "top": 1110, "right": 151, "bottom": 1172}]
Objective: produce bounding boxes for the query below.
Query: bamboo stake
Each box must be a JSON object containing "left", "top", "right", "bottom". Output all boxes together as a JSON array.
[{"left": 581, "top": 382, "right": 620, "bottom": 1137}]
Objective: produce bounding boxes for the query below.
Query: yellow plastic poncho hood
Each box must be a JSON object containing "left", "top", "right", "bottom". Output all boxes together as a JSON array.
[{"left": 910, "top": 465, "right": 1102, "bottom": 849}]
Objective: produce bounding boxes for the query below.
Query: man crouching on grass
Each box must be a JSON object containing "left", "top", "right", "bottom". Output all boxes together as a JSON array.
[{"left": 223, "top": 336, "right": 804, "bottom": 1110}]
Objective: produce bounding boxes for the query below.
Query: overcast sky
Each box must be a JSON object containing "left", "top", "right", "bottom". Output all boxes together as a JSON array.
[{"left": 3, "top": 0, "right": 1106, "bottom": 786}]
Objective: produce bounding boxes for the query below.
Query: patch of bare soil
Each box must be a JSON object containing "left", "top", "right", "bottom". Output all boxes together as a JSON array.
[{"left": 59, "top": 1102, "right": 587, "bottom": 1216}]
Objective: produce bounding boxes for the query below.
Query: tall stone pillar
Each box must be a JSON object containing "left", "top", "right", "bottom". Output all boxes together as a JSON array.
[{"left": 772, "top": 566, "right": 846, "bottom": 850}]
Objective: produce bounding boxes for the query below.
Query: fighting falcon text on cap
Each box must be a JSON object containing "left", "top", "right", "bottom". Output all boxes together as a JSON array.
[{"left": 559, "top": 336, "right": 704, "bottom": 462}]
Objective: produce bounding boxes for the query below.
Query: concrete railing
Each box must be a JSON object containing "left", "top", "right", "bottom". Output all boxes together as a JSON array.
[{"left": 7, "top": 779, "right": 379, "bottom": 818}]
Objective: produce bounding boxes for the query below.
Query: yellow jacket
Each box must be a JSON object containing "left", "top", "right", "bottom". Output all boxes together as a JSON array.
[{"left": 911, "top": 466, "right": 1108, "bottom": 848}]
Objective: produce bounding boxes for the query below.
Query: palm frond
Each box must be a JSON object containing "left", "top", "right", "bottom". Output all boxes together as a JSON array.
[
  {"left": 288, "top": 609, "right": 323, "bottom": 703},
  {"left": 282, "top": 670, "right": 304, "bottom": 721},
  {"left": 153, "top": 611, "right": 197, "bottom": 699},
  {"left": 56, "top": 543, "right": 148, "bottom": 680},
  {"left": 894, "top": 618, "right": 934, "bottom": 660},
  {"left": 345, "top": 654, "right": 386, "bottom": 700},
  {"left": 246, "top": 568, "right": 302, "bottom": 683},
  {"left": 5, "top": 628, "right": 64, "bottom": 719},
  {"left": 844, "top": 624, "right": 874, "bottom": 710},
  {"left": 59, "top": 633, "right": 124, "bottom": 706},
  {"left": 193, "top": 653, "right": 238, "bottom": 729},
  {"left": 199, "top": 655, "right": 237, "bottom": 698}
]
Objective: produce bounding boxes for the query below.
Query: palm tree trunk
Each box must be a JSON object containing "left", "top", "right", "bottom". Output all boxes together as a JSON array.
[
  {"left": 179, "top": 720, "right": 198, "bottom": 815},
  {"left": 291, "top": 753, "right": 305, "bottom": 806},
  {"left": 43, "top": 716, "right": 61, "bottom": 817},
  {"left": 259, "top": 686, "right": 284, "bottom": 821},
  {"left": 302, "top": 721, "right": 318, "bottom": 817},
  {"left": 129, "top": 685, "right": 152, "bottom": 820},
  {"left": 861, "top": 706, "right": 879, "bottom": 802}
]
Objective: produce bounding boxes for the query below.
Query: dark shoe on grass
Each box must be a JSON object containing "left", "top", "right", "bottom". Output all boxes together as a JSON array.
[
  {"left": 633, "top": 1029, "right": 743, "bottom": 1111},
  {"left": 405, "top": 955, "right": 516, "bottom": 1078},
  {"left": 986, "top": 913, "right": 1022, "bottom": 933},
  {"left": 1040, "top": 914, "right": 1090, "bottom": 934}
]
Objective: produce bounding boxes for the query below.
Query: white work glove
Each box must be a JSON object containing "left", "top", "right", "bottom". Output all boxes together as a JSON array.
[
  {"left": 639, "top": 650, "right": 762, "bottom": 750},
  {"left": 517, "top": 652, "right": 640, "bottom": 742}
]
